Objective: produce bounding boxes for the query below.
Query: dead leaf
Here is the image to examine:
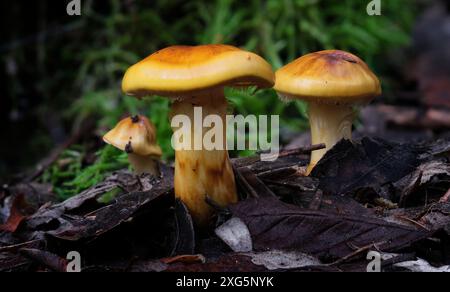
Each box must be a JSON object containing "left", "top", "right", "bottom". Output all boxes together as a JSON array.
[
  {"left": 384, "top": 202, "right": 450, "bottom": 235},
  {"left": 312, "top": 137, "right": 422, "bottom": 199},
  {"left": 243, "top": 250, "right": 321, "bottom": 270},
  {"left": 230, "top": 198, "right": 431, "bottom": 261},
  {"left": 382, "top": 253, "right": 450, "bottom": 272},
  {"left": 0, "top": 194, "right": 30, "bottom": 232},
  {"left": 0, "top": 252, "right": 31, "bottom": 272},
  {"left": 215, "top": 217, "right": 253, "bottom": 252},
  {"left": 394, "top": 160, "right": 450, "bottom": 206},
  {"left": 170, "top": 199, "right": 195, "bottom": 256}
]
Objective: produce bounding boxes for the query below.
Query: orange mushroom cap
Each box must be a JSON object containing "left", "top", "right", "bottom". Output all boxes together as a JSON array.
[
  {"left": 274, "top": 50, "right": 381, "bottom": 104},
  {"left": 103, "top": 115, "right": 162, "bottom": 157},
  {"left": 122, "top": 44, "right": 275, "bottom": 97}
]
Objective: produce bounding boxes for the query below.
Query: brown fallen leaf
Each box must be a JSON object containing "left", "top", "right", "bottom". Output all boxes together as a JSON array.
[
  {"left": 161, "top": 254, "right": 206, "bottom": 265},
  {"left": 312, "top": 137, "right": 422, "bottom": 197},
  {"left": 394, "top": 160, "right": 450, "bottom": 206},
  {"left": 384, "top": 202, "right": 450, "bottom": 232},
  {"left": 0, "top": 194, "right": 29, "bottom": 233},
  {"left": 230, "top": 197, "right": 431, "bottom": 261}
]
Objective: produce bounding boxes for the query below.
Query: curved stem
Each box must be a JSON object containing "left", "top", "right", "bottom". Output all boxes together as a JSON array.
[
  {"left": 170, "top": 89, "right": 237, "bottom": 226},
  {"left": 307, "top": 102, "right": 355, "bottom": 175}
]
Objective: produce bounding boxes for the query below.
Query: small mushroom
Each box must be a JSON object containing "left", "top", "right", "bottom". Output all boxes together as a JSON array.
[
  {"left": 103, "top": 115, "right": 162, "bottom": 176},
  {"left": 122, "top": 44, "right": 274, "bottom": 225},
  {"left": 274, "top": 50, "right": 381, "bottom": 174}
]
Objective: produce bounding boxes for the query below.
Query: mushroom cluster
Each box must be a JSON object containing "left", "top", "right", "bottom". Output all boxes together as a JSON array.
[
  {"left": 105, "top": 45, "right": 380, "bottom": 227},
  {"left": 122, "top": 44, "right": 275, "bottom": 225}
]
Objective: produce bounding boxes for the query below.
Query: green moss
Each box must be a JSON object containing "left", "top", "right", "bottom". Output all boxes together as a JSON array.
[{"left": 41, "top": 145, "right": 129, "bottom": 200}]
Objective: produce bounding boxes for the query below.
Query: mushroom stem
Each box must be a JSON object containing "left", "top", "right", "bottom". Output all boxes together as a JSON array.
[
  {"left": 128, "top": 153, "right": 160, "bottom": 176},
  {"left": 307, "top": 102, "right": 355, "bottom": 174},
  {"left": 170, "top": 89, "right": 237, "bottom": 226}
]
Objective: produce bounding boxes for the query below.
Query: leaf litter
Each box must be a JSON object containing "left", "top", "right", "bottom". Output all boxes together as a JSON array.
[{"left": 1, "top": 138, "right": 450, "bottom": 272}]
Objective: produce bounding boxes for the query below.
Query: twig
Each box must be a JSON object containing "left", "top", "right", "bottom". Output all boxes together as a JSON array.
[
  {"left": 24, "top": 139, "right": 76, "bottom": 183},
  {"left": 233, "top": 166, "right": 260, "bottom": 199},
  {"left": 23, "top": 119, "right": 93, "bottom": 183},
  {"left": 263, "top": 179, "right": 316, "bottom": 192},
  {"left": 161, "top": 254, "right": 206, "bottom": 265},
  {"left": 236, "top": 167, "right": 277, "bottom": 198},
  {"left": 0, "top": 240, "right": 43, "bottom": 253},
  {"left": 394, "top": 215, "right": 431, "bottom": 231},
  {"left": 329, "top": 241, "right": 386, "bottom": 266},
  {"left": 439, "top": 188, "right": 450, "bottom": 203},
  {"left": 257, "top": 166, "right": 299, "bottom": 178},
  {"left": 232, "top": 144, "right": 325, "bottom": 168},
  {"left": 258, "top": 143, "right": 326, "bottom": 161}
]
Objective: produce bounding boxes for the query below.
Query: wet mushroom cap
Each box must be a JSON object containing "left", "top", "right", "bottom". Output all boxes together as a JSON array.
[
  {"left": 122, "top": 44, "right": 275, "bottom": 97},
  {"left": 274, "top": 50, "right": 382, "bottom": 104},
  {"left": 103, "top": 115, "right": 162, "bottom": 157}
]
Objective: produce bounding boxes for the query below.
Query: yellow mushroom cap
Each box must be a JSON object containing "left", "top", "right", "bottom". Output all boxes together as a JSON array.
[
  {"left": 274, "top": 50, "right": 382, "bottom": 104},
  {"left": 122, "top": 44, "right": 275, "bottom": 97},
  {"left": 103, "top": 115, "right": 162, "bottom": 157}
]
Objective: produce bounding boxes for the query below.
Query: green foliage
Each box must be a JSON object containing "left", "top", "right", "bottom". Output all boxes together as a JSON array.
[
  {"left": 41, "top": 145, "right": 128, "bottom": 200},
  {"left": 35, "top": 0, "right": 418, "bottom": 199},
  {"left": 191, "top": 0, "right": 416, "bottom": 68}
]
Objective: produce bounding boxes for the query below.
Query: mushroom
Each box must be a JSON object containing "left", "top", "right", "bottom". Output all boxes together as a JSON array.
[
  {"left": 274, "top": 50, "right": 381, "bottom": 175},
  {"left": 122, "top": 44, "right": 274, "bottom": 225},
  {"left": 103, "top": 115, "right": 162, "bottom": 176}
]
